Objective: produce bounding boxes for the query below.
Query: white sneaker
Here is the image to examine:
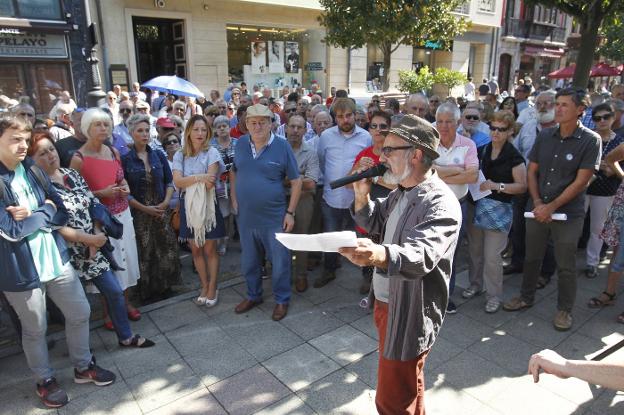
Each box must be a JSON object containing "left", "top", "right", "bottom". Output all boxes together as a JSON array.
[{"left": 205, "top": 290, "right": 219, "bottom": 308}]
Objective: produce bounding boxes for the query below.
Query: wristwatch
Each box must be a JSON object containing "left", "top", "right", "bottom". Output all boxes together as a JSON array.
[
  {"left": 286, "top": 210, "right": 295, "bottom": 217},
  {"left": 498, "top": 183, "right": 506, "bottom": 193}
]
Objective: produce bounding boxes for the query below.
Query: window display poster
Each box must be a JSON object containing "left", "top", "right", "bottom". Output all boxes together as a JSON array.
[
  {"left": 285, "top": 42, "right": 299, "bottom": 73},
  {"left": 268, "top": 41, "right": 284, "bottom": 74},
  {"left": 251, "top": 41, "right": 267, "bottom": 74}
]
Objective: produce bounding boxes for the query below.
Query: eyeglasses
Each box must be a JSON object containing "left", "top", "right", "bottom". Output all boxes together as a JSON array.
[
  {"left": 369, "top": 123, "right": 388, "bottom": 130},
  {"left": 429, "top": 100, "right": 439, "bottom": 104},
  {"left": 164, "top": 139, "right": 180, "bottom": 146},
  {"left": 119, "top": 108, "right": 132, "bottom": 114},
  {"left": 285, "top": 108, "right": 297, "bottom": 113},
  {"left": 381, "top": 145, "right": 414, "bottom": 156},
  {"left": 489, "top": 126, "right": 510, "bottom": 132},
  {"left": 218, "top": 106, "right": 227, "bottom": 110},
  {"left": 592, "top": 113, "right": 613, "bottom": 122},
  {"left": 464, "top": 115, "right": 479, "bottom": 121}
]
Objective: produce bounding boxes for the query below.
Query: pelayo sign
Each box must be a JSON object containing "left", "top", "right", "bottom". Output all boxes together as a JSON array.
[{"left": 0, "top": 32, "right": 68, "bottom": 58}]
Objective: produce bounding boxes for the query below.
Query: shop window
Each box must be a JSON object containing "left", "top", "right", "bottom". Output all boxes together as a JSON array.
[
  {"left": 0, "top": 0, "right": 63, "bottom": 20},
  {"left": 453, "top": 1, "right": 470, "bottom": 15},
  {"left": 0, "top": 62, "right": 71, "bottom": 116}
]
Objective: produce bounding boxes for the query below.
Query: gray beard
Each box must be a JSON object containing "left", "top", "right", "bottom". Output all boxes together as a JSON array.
[
  {"left": 538, "top": 109, "right": 555, "bottom": 124},
  {"left": 383, "top": 163, "right": 412, "bottom": 185}
]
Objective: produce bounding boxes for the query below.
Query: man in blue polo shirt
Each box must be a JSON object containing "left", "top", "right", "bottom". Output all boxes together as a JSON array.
[{"left": 231, "top": 104, "right": 302, "bottom": 321}]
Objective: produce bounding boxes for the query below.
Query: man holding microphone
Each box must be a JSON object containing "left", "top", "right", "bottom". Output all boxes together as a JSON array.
[{"left": 339, "top": 115, "right": 461, "bottom": 415}]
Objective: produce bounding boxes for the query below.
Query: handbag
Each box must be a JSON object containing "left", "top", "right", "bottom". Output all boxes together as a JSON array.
[
  {"left": 473, "top": 145, "right": 513, "bottom": 233},
  {"left": 473, "top": 197, "right": 512, "bottom": 233},
  {"left": 170, "top": 154, "right": 184, "bottom": 235}
]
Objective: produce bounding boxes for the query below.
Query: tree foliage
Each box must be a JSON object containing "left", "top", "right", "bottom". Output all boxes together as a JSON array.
[
  {"left": 398, "top": 67, "right": 435, "bottom": 94},
  {"left": 433, "top": 67, "right": 467, "bottom": 92},
  {"left": 526, "top": 0, "right": 624, "bottom": 88},
  {"left": 318, "top": 0, "right": 469, "bottom": 91},
  {"left": 598, "top": 13, "right": 624, "bottom": 62}
]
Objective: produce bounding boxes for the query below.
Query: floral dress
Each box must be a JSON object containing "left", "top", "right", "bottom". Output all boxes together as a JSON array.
[
  {"left": 51, "top": 168, "right": 109, "bottom": 280},
  {"left": 601, "top": 181, "right": 624, "bottom": 247}
]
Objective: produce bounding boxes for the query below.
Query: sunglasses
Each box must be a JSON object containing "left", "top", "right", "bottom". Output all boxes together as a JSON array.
[
  {"left": 381, "top": 145, "right": 414, "bottom": 156},
  {"left": 164, "top": 139, "right": 180, "bottom": 146},
  {"left": 464, "top": 115, "right": 479, "bottom": 121},
  {"left": 369, "top": 123, "right": 388, "bottom": 130},
  {"left": 19, "top": 112, "right": 34, "bottom": 117},
  {"left": 592, "top": 113, "right": 613, "bottom": 122},
  {"left": 285, "top": 108, "right": 297, "bottom": 113},
  {"left": 489, "top": 126, "right": 509, "bottom": 132},
  {"left": 119, "top": 108, "right": 132, "bottom": 114}
]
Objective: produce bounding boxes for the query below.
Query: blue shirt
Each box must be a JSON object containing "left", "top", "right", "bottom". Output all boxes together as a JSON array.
[
  {"left": 233, "top": 134, "right": 299, "bottom": 228},
  {"left": 317, "top": 125, "right": 372, "bottom": 209},
  {"left": 471, "top": 130, "right": 491, "bottom": 150},
  {"left": 112, "top": 124, "right": 131, "bottom": 156}
]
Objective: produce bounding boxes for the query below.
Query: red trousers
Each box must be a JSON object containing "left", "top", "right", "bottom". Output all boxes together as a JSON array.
[{"left": 374, "top": 300, "right": 428, "bottom": 415}]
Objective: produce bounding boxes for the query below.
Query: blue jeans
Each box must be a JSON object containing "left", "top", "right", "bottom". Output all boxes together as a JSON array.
[
  {"left": 91, "top": 270, "right": 132, "bottom": 342},
  {"left": 240, "top": 225, "right": 291, "bottom": 304},
  {"left": 321, "top": 199, "right": 355, "bottom": 271}
]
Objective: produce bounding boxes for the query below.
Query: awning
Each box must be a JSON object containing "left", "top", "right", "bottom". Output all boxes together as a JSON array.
[{"left": 523, "top": 46, "right": 565, "bottom": 58}]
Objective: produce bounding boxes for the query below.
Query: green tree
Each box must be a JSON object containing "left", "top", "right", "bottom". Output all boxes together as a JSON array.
[
  {"left": 318, "top": 0, "right": 469, "bottom": 91},
  {"left": 527, "top": 0, "right": 624, "bottom": 88},
  {"left": 433, "top": 67, "right": 467, "bottom": 96},
  {"left": 398, "top": 67, "right": 435, "bottom": 94},
  {"left": 598, "top": 13, "right": 624, "bottom": 62}
]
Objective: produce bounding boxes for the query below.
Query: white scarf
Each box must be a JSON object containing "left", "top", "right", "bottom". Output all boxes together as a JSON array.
[{"left": 184, "top": 182, "right": 216, "bottom": 247}]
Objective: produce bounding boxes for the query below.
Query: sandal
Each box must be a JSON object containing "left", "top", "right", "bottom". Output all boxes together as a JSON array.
[
  {"left": 587, "top": 291, "right": 616, "bottom": 309},
  {"left": 485, "top": 298, "right": 501, "bottom": 313},
  {"left": 617, "top": 312, "right": 624, "bottom": 324},
  {"left": 127, "top": 309, "right": 141, "bottom": 321},
  {"left": 103, "top": 320, "right": 115, "bottom": 331},
  {"left": 119, "top": 334, "right": 155, "bottom": 348}
]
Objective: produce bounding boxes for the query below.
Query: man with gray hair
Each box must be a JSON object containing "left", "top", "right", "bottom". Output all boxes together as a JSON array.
[
  {"left": 112, "top": 100, "right": 134, "bottom": 156},
  {"left": 403, "top": 93, "right": 429, "bottom": 119},
  {"left": 49, "top": 103, "right": 74, "bottom": 142},
  {"left": 610, "top": 99, "right": 624, "bottom": 136},
  {"left": 11, "top": 103, "right": 35, "bottom": 124},
  {"left": 434, "top": 102, "right": 478, "bottom": 313},
  {"left": 339, "top": 114, "right": 461, "bottom": 414}
]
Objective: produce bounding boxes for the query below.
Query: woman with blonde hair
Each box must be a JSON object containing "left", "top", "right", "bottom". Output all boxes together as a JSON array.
[
  {"left": 464, "top": 110, "right": 527, "bottom": 313},
  {"left": 172, "top": 114, "right": 225, "bottom": 306}
]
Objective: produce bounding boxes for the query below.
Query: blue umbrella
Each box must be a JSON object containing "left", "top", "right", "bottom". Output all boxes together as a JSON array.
[{"left": 141, "top": 75, "right": 203, "bottom": 97}]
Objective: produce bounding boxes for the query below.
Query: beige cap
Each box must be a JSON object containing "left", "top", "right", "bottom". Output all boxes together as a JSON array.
[{"left": 245, "top": 103, "right": 273, "bottom": 118}]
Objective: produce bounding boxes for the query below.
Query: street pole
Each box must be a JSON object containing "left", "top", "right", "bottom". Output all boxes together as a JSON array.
[{"left": 83, "top": 0, "right": 106, "bottom": 108}]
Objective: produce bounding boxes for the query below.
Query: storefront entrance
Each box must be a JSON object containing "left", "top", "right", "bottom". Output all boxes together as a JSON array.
[{"left": 132, "top": 17, "right": 186, "bottom": 82}]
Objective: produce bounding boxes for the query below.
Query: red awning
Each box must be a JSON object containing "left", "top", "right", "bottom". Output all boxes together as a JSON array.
[
  {"left": 590, "top": 62, "right": 621, "bottom": 77},
  {"left": 548, "top": 64, "right": 576, "bottom": 79}
]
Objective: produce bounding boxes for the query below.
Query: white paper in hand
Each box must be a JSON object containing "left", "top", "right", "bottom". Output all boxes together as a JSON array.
[
  {"left": 524, "top": 212, "right": 568, "bottom": 221},
  {"left": 275, "top": 231, "right": 358, "bottom": 252},
  {"left": 469, "top": 170, "right": 492, "bottom": 201}
]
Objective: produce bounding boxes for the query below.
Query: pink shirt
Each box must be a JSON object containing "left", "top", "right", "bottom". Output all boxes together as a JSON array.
[{"left": 434, "top": 133, "right": 478, "bottom": 199}]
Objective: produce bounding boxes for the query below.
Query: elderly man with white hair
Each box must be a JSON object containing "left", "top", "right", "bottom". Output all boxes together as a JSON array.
[
  {"left": 49, "top": 103, "right": 74, "bottom": 142},
  {"left": 434, "top": 102, "right": 478, "bottom": 313},
  {"left": 403, "top": 94, "right": 429, "bottom": 119}
]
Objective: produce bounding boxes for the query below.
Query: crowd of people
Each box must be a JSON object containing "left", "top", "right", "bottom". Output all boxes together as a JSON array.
[{"left": 2, "top": 76, "right": 624, "bottom": 410}]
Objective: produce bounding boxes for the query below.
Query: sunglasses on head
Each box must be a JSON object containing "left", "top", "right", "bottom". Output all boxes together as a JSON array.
[
  {"left": 592, "top": 113, "right": 613, "bottom": 122},
  {"left": 164, "top": 139, "right": 179, "bottom": 146},
  {"left": 489, "top": 126, "right": 509, "bottom": 132},
  {"left": 464, "top": 115, "right": 479, "bottom": 121},
  {"left": 369, "top": 123, "right": 388, "bottom": 130}
]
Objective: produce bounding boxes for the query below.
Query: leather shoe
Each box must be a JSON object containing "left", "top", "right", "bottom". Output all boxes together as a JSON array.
[
  {"left": 295, "top": 277, "right": 308, "bottom": 293},
  {"left": 272, "top": 303, "right": 288, "bottom": 321},
  {"left": 503, "top": 264, "right": 523, "bottom": 275},
  {"left": 234, "top": 299, "right": 263, "bottom": 314}
]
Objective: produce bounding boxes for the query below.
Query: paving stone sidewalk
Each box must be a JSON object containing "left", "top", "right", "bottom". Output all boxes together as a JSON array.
[{"left": 1, "top": 251, "right": 623, "bottom": 414}]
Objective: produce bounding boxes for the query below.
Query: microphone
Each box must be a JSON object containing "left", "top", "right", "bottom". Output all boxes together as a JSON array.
[{"left": 329, "top": 164, "right": 388, "bottom": 189}]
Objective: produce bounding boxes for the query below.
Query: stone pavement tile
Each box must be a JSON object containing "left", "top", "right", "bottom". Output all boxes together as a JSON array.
[
  {"left": 0, "top": 351, "right": 33, "bottom": 389},
  {"left": 224, "top": 319, "right": 304, "bottom": 361},
  {"left": 0, "top": 380, "right": 54, "bottom": 415},
  {"left": 425, "top": 336, "right": 464, "bottom": 371},
  {"left": 427, "top": 350, "right": 514, "bottom": 402},
  {"left": 96, "top": 314, "right": 162, "bottom": 351},
  {"left": 345, "top": 350, "right": 378, "bottom": 388},
  {"left": 584, "top": 390, "right": 624, "bottom": 415},
  {"left": 296, "top": 369, "right": 376, "bottom": 415},
  {"left": 498, "top": 312, "right": 573, "bottom": 349},
  {"left": 146, "top": 388, "right": 227, "bottom": 415},
  {"left": 456, "top": 295, "right": 518, "bottom": 329},
  {"left": 53, "top": 359, "right": 123, "bottom": 403},
  {"left": 533, "top": 371, "right": 606, "bottom": 406},
  {"left": 350, "top": 313, "right": 378, "bottom": 341},
  {"left": 437, "top": 313, "right": 492, "bottom": 349},
  {"left": 208, "top": 365, "right": 290, "bottom": 415},
  {"left": 108, "top": 334, "right": 181, "bottom": 380},
  {"left": 319, "top": 293, "right": 370, "bottom": 323},
  {"left": 309, "top": 325, "right": 378, "bottom": 366},
  {"left": 253, "top": 394, "right": 316, "bottom": 415},
  {"left": 58, "top": 380, "right": 142, "bottom": 415},
  {"left": 263, "top": 343, "right": 341, "bottom": 392},
  {"left": 296, "top": 281, "right": 351, "bottom": 305},
  {"left": 425, "top": 384, "right": 487, "bottom": 415},
  {"left": 467, "top": 330, "right": 537, "bottom": 375},
  {"left": 484, "top": 374, "right": 580, "bottom": 415},
  {"left": 202, "top": 287, "right": 245, "bottom": 317},
  {"left": 185, "top": 346, "right": 257, "bottom": 388},
  {"left": 233, "top": 278, "right": 274, "bottom": 299},
  {"left": 281, "top": 308, "right": 345, "bottom": 341},
  {"left": 211, "top": 307, "right": 268, "bottom": 331},
  {"left": 165, "top": 320, "right": 228, "bottom": 357},
  {"left": 148, "top": 300, "right": 211, "bottom": 333},
  {"left": 257, "top": 294, "right": 315, "bottom": 316},
  {"left": 526, "top": 290, "right": 597, "bottom": 328},
  {"left": 575, "top": 306, "right": 624, "bottom": 342},
  {"left": 125, "top": 359, "right": 204, "bottom": 413},
  {"left": 554, "top": 332, "right": 615, "bottom": 361}
]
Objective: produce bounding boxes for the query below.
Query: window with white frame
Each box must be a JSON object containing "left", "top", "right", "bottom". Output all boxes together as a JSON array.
[
  {"left": 453, "top": 1, "right": 471, "bottom": 15},
  {"left": 478, "top": 0, "right": 495, "bottom": 13}
]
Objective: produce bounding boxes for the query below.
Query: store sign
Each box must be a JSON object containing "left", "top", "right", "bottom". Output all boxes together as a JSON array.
[
  {"left": 305, "top": 62, "right": 323, "bottom": 71},
  {"left": 0, "top": 32, "right": 68, "bottom": 58}
]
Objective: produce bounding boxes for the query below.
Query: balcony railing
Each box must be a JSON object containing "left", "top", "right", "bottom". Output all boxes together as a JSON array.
[
  {"left": 453, "top": 1, "right": 470, "bottom": 15},
  {"left": 503, "top": 18, "right": 566, "bottom": 43}
]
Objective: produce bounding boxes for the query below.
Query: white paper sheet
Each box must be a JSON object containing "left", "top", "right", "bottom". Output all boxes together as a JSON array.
[
  {"left": 524, "top": 212, "right": 568, "bottom": 221},
  {"left": 275, "top": 231, "right": 358, "bottom": 252},
  {"left": 468, "top": 171, "right": 492, "bottom": 201}
]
